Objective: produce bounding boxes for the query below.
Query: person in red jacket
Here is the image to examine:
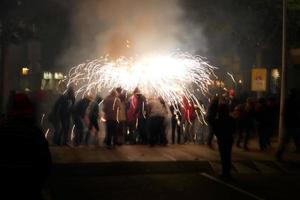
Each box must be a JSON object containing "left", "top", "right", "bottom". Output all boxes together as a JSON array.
[
  {"left": 182, "top": 96, "right": 197, "bottom": 143},
  {"left": 126, "top": 87, "right": 147, "bottom": 144}
]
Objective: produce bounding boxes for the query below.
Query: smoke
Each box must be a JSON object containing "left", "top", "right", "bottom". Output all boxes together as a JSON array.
[{"left": 59, "top": 0, "right": 207, "bottom": 67}]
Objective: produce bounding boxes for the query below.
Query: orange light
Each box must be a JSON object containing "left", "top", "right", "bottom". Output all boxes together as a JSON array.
[{"left": 21, "top": 67, "right": 29, "bottom": 76}]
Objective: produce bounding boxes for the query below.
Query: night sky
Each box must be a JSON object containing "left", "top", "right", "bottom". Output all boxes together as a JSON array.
[{"left": 1, "top": 0, "right": 299, "bottom": 70}]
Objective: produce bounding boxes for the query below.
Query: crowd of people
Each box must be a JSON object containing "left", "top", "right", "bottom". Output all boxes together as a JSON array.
[
  {"left": 1, "top": 86, "right": 300, "bottom": 186},
  {"left": 44, "top": 85, "right": 300, "bottom": 179},
  {"left": 46, "top": 85, "right": 292, "bottom": 152}
]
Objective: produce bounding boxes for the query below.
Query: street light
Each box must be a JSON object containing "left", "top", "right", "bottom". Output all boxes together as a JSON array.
[{"left": 21, "top": 67, "right": 29, "bottom": 76}]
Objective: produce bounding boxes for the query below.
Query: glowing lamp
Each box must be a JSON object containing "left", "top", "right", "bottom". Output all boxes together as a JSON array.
[{"left": 21, "top": 67, "right": 29, "bottom": 76}]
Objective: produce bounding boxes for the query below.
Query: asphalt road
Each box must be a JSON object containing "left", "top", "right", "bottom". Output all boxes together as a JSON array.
[{"left": 46, "top": 162, "right": 300, "bottom": 200}]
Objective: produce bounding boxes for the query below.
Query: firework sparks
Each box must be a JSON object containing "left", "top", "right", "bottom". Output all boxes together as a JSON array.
[
  {"left": 40, "top": 113, "right": 45, "bottom": 126},
  {"left": 45, "top": 128, "right": 50, "bottom": 139},
  {"left": 66, "top": 50, "right": 216, "bottom": 122},
  {"left": 71, "top": 125, "right": 76, "bottom": 141}
]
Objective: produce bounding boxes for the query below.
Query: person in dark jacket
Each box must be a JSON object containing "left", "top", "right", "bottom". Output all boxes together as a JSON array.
[
  {"left": 255, "top": 98, "right": 269, "bottom": 151},
  {"left": 213, "top": 102, "right": 236, "bottom": 179},
  {"left": 206, "top": 95, "right": 219, "bottom": 148},
  {"left": 72, "top": 96, "right": 91, "bottom": 146},
  {"left": 49, "top": 86, "right": 75, "bottom": 145},
  {"left": 236, "top": 98, "right": 255, "bottom": 151},
  {"left": 103, "top": 90, "right": 121, "bottom": 148},
  {"left": 276, "top": 89, "right": 300, "bottom": 160},
  {"left": 86, "top": 95, "right": 102, "bottom": 145},
  {"left": 0, "top": 92, "right": 52, "bottom": 199}
]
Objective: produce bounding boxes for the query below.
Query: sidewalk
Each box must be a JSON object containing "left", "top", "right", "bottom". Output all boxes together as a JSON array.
[
  {"left": 50, "top": 139, "right": 300, "bottom": 176},
  {"left": 47, "top": 139, "right": 300, "bottom": 200},
  {"left": 50, "top": 139, "right": 300, "bottom": 164}
]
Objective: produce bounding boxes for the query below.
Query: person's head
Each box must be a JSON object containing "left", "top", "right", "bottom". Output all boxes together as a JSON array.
[
  {"left": 133, "top": 87, "right": 141, "bottom": 95},
  {"left": 109, "top": 89, "right": 117, "bottom": 97},
  {"left": 95, "top": 95, "right": 103, "bottom": 104},
  {"left": 66, "top": 85, "right": 75, "bottom": 98},
  {"left": 116, "top": 87, "right": 122, "bottom": 94},
  {"left": 6, "top": 92, "right": 36, "bottom": 121}
]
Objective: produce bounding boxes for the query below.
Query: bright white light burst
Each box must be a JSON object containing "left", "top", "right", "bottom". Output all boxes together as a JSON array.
[{"left": 66, "top": 51, "right": 216, "bottom": 122}]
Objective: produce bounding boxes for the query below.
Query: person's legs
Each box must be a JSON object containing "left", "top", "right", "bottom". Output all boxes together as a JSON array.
[
  {"left": 111, "top": 121, "right": 118, "bottom": 146},
  {"left": 243, "top": 128, "right": 251, "bottom": 150},
  {"left": 61, "top": 117, "right": 70, "bottom": 145},
  {"left": 52, "top": 120, "right": 61, "bottom": 145},
  {"left": 86, "top": 118, "right": 99, "bottom": 145},
  {"left": 276, "top": 133, "right": 291, "bottom": 160},
  {"left": 159, "top": 117, "right": 167, "bottom": 145},
  {"left": 176, "top": 123, "right": 182, "bottom": 144},
  {"left": 149, "top": 117, "right": 160, "bottom": 146},
  {"left": 218, "top": 141, "right": 232, "bottom": 177},
  {"left": 73, "top": 116, "right": 84, "bottom": 146},
  {"left": 207, "top": 124, "right": 214, "bottom": 146},
  {"left": 171, "top": 118, "right": 176, "bottom": 144},
  {"left": 105, "top": 120, "right": 113, "bottom": 146}
]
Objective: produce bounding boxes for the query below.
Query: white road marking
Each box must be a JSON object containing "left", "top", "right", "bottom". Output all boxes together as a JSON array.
[{"left": 201, "top": 173, "right": 265, "bottom": 200}]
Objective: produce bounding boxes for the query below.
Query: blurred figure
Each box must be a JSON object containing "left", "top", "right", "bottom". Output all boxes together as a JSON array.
[
  {"left": 116, "top": 90, "right": 127, "bottom": 145},
  {"left": 102, "top": 90, "right": 121, "bottom": 148},
  {"left": 276, "top": 89, "right": 300, "bottom": 160},
  {"left": 0, "top": 92, "right": 52, "bottom": 199},
  {"left": 136, "top": 92, "right": 148, "bottom": 144},
  {"left": 206, "top": 95, "right": 219, "bottom": 148},
  {"left": 126, "top": 88, "right": 147, "bottom": 144},
  {"left": 86, "top": 95, "right": 103, "bottom": 145},
  {"left": 49, "top": 86, "right": 75, "bottom": 146},
  {"left": 194, "top": 101, "right": 206, "bottom": 144},
  {"left": 147, "top": 97, "right": 168, "bottom": 146},
  {"left": 213, "top": 102, "right": 236, "bottom": 179},
  {"left": 72, "top": 96, "right": 91, "bottom": 146},
  {"left": 170, "top": 104, "right": 182, "bottom": 144},
  {"left": 255, "top": 98, "right": 270, "bottom": 151},
  {"left": 266, "top": 97, "right": 279, "bottom": 145},
  {"left": 228, "top": 91, "right": 239, "bottom": 113},
  {"left": 182, "top": 97, "right": 197, "bottom": 143},
  {"left": 236, "top": 97, "right": 256, "bottom": 151}
]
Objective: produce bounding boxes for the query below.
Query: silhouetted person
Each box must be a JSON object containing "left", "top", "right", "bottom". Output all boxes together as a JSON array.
[
  {"left": 276, "top": 89, "right": 300, "bottom": 160},
  {"left": 49, "top": 87, "right": 75, "bottom": 145},
  {"left": 136, "top": 92, "right": 148, "bottom": 144},
  {"left": 116, "top": 92, "right": 127, "bottom": 145},
  {"left": 266, "top": 97, "right": 279, "bottom": 146},
  {"left": 0, "top": 92, "right": 52, "bottom": 199},
  {"left": 126, "top": 88, "right": 147, "bottom": 144},
  {"left": 183, "top": 96, "right": 197, "bottom": 143},
  {"left": 255, "top": 98, "right": 269, "bottom": 151},
  {"left": 72, "top": 96, "right": 91, "bottom": 146},
  {"left": 170, "top": 104, "right": 182, "bottom": 144},
  {"left": 147, "top": 97, "right": 168, "bottom": 146},
  {"left": 206, "top": 95, "right": 219, "bottom": 147},
  {"left": 103, "top": 90, "right": 121, "bottom": 148},
  {"left": 213, "top": 103, "right": 236, "bottom": 179},
  {"left": 86, "top": 95, "right": 102, "bottom": 145},
  {"left": 236, "top": 98, "right": 255, "bottom": 151}
]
